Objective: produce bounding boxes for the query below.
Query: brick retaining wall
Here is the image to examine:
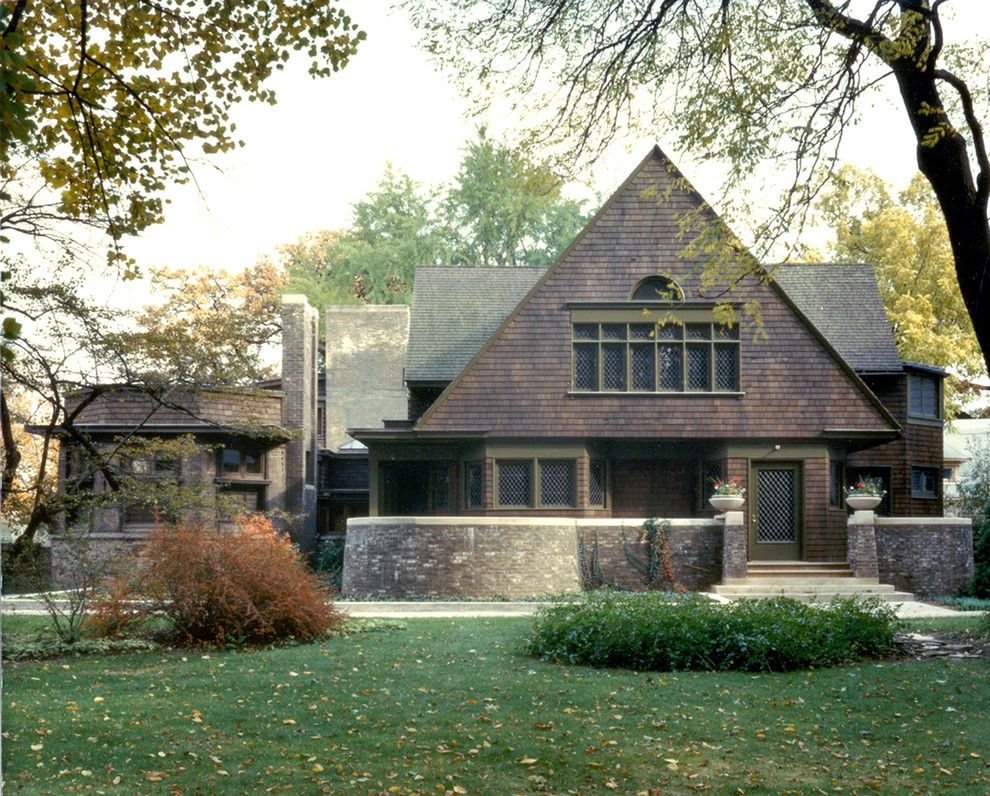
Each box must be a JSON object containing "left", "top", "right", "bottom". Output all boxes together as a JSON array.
[
  {"left": 342, "top": 517, "right": 721, "bottom": 597},
  {"left": 49, "top": 534, "right": 147, "bottom": 590},
  {"left": 875, "top": 518, "right": 973, "bottom": 596},
  {"left": 343, "top": 517, "right": 581, "bottom": 598},
  {"left": 577, "top": 519, "right": 722, "bottom": 591}
]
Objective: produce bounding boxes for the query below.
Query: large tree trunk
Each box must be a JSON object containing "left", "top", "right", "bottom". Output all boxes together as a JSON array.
[
  {"left": 1, "top": 388, "right": 21, "bottom": 507},
  {"left": 892, "top": 68, "right": 990, "bottom": 376}
]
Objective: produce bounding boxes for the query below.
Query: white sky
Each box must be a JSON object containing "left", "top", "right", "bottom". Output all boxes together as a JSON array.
[{"left": 123, "top": 0, "right": 990, "bottom": 277}]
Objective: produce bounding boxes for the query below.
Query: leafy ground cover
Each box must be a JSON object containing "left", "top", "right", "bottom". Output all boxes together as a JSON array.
[
  {"left": 931, "top": 596, "right": 990, "bottom": 612},
  {"left": 3, "top": 616, "right": 989, "bottom": 794},
  {"left": 526, "top": 593, "right": 900, "bottom": 672}
]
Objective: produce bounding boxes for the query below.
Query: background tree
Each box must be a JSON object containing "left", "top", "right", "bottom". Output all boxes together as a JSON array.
[
  {"left": 0, "top": 0, "right": 364, "bottom": 397},
  {"left": 0, "top": 0, "right": 364, "bottom": 265},
  {"left": 103, "top": 261, "right": 285, "bottom": 387},
  {"left": 442, "top": 130, "right": 589, "bottom": 267},
  {"left": 282, "top": 131, "right": 590, "bottom": 313},
  {"left": 406, "top": 1, "right": 990, "bottom": 371},
  {"left": 808, "top": 165, "right": 985, "bottom": 413}
]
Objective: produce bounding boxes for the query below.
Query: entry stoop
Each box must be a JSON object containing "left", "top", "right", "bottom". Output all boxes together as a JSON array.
[{"left": 712, "top": 561, "right": 916, "bottom": 602}]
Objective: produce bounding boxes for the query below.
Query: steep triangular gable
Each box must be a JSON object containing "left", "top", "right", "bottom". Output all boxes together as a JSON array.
[{"left": 417, "top": 147, "right": 898, "bottom": 439}]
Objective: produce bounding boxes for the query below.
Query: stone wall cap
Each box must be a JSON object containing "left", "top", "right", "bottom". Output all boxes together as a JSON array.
[
  {"left": 876, "top": 516, "right": 972, "bottom": 527},
  {"left": 349, "top": 516, "right": 721, "bottom": 529},
  {"left": 327, "top": 305, "right": 410, "bottom": 314},
  {"left": 576, "top": 518, "right": 721, "bottom": 528}
]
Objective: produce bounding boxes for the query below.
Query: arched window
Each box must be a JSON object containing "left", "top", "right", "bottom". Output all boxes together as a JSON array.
[{"left": 630, "top": 275, "right": 683, "bottom": 302}]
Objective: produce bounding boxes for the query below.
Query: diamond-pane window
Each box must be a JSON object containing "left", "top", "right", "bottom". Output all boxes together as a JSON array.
[
  {"left": 589, "top": 460, "right": 606, "bottom": 507},
  {"left": 714, "top": 344, "right": 738, "bottom": 391},
  {"left": 602, "top": 344, "right": 626, "bottom": 390},
  {"left": 430, "top": 464, "right": 450, "bottom": 511},
  {"left": 631, "top": 344, "right": 655, "bottom": 390},
  {"left": 687, "top": 345, "right": 711, "bottom": 390},
  {"left": 465, "top": 462, "right": 483, "bottom": 508},
  {"left": 540, "top": 460, "right": 575, "bottom": 506},
  {"left": 658, "top": 345, "right": 682, "bottom": 390},
  {"left": 687, "top": 323, "right": 710, "bottom": 340},
  {"left": 498, "top": 461, "right": 531, "bottom": 507},
  {"left": 574, "top": 344, "right": 598, "bottom": 390},
  {"left": 570, "top": 317, "right": 739, "bottom": 394}
]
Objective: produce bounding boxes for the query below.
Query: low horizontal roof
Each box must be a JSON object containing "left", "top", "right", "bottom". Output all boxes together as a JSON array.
[
  {"left": 405, "top": 265, "right": 546, "bottom": 382},
  {"left": 772, "top": 263, "right": 903, "bottom": 373}
]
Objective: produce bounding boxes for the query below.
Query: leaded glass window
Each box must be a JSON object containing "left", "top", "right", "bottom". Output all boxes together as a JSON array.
[
  {"left": 429, "top": 464, "right": 450, "bottom": 511},
  {"left": 496, "top": 459, "right": 580, "bottom": 508},
  {"left": 686, "top": 345, "right": 711, "bottom": 391},
  {"left": 572, "top": 321, "right": 739, "bottom": 393},
  {"left": 589, "top": 460, "right": 606, "bottom": 507},
  {"left": 497, "top": 460, "right": 531, "bottom": 507},
  {"left": 465, "top": 461, "right": 484, "bottom": 509},
  {"left": 540, "top": 460, "right": 575, "bottom": 506}
]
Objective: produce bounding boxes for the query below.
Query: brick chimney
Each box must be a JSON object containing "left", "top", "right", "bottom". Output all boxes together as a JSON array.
[{"left": 280, "top": 295, "right": 319, "bottom": 552}]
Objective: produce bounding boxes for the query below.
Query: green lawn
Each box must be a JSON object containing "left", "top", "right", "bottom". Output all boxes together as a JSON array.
[{"left": 3, "top": 617, "right": 989, "bottom": 794}]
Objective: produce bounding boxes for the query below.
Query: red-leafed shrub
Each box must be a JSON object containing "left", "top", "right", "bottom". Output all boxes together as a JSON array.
[{"left": 90, "top": 516, "right": 342, "bottom": 644}]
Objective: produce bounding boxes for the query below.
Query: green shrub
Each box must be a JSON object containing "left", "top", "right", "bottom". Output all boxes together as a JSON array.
[
  {"left": 965, "top": 516, "right": 990, "bottom": 598},
  {"left": 525, "top": 592, "right": 900, "bottom": 672},
  {"left": 978, "top": 612, "right": 990, "bottom": 639}
]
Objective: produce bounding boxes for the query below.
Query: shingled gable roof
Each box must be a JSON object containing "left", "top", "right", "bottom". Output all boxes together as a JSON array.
[
  {"left": 406, "top": 265, "right": 546, "bottom": 382},
  {"left": 772, "top": 263, "right": 903, "bottom": 373},
  {"left": 414, "top": 146, "right": 900, "bottom": 436}
]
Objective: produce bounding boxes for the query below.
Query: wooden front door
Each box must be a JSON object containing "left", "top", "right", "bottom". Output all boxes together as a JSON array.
[{"left": 750, "top": 463, "right": 802, "bottom": 560}]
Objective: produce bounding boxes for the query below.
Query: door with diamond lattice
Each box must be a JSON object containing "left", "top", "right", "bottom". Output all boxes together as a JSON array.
[{"left": 749, "top": 463, "right": 802, "bottom": 560}]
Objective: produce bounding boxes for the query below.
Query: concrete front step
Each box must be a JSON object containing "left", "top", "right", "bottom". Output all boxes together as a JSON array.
[
  {"left": 712, "top": 591, "right": 917, "bottom": 603},
  {"left": 744, "top": 569, "right": 856, "bottom": 578},
  {"left": 747, "top": 561, "right": 854, "bottom": 577},
  {"left": 722, "top": 576, "right": 879, "bottom": 586},
  {"left": 713, "top": 577, "right": 916, "bottom": 602}
]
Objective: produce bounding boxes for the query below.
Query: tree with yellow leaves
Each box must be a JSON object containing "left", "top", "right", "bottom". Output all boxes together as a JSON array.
[{"left": 814, "top": 165, "right": 985, "bottom": 414}]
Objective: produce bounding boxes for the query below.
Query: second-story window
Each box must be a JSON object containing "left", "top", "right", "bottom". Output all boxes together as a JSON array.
[{"left": 572, "top": 322, "right": 740, "bottom": 393}]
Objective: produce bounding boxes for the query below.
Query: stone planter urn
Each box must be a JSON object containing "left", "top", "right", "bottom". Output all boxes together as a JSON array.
[
  {"left": 710, "top": 494, "right": 745, "bottom": 512},
  {"left": 845, "top": 494, "right": 882, "bottom": 511}
]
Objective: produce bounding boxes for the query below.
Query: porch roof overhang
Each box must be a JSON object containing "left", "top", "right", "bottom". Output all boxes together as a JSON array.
[
  {"left": 25, "top": 423, "right": 289, "bottom": 442},
  {"left": 349, "top": 427, "right": 488, "bottom": 444},
  {"left": 822, "top": 427, "right": 901, "bottom": 452}
]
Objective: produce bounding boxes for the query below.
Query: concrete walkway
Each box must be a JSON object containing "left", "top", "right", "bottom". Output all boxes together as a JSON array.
[{"left": 3, "top": 595, "right": 981, "bottom": 619}]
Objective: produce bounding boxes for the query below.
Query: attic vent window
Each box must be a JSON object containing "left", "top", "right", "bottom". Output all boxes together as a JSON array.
[{"left": 631, "top": 275, "right": 683, "bottom": 302}]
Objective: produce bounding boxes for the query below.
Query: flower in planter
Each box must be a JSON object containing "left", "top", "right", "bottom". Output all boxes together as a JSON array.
[
  {"left": 711, "top": 476, "right": 746, "bottom": 497},
  {"left": 845, "top": 477, "right": 886, "bottom": 498}
]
